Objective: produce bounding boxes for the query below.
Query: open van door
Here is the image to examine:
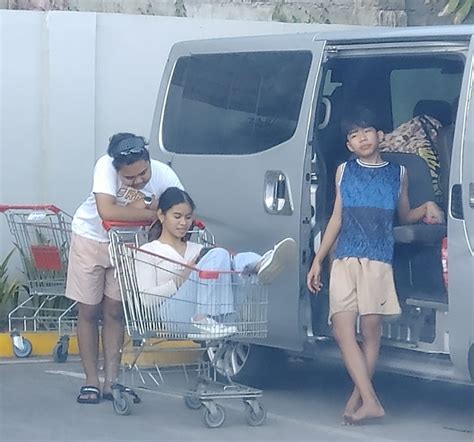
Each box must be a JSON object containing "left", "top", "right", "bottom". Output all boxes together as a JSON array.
[
  {"left": 149, "top": 35, "right": 326, "bottom": 352},
  {"left": 448, "top": 35, "right": 474, "bottom": 381}
]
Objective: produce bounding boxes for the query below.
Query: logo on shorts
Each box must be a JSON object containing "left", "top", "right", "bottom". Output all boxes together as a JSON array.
[{"left": 380, "top": 300, "right": 387, "bottom": 306}]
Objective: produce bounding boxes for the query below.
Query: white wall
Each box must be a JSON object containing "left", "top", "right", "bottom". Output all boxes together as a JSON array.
[{"left": 0, "top": 10, "right": 351, "bottom": 270}]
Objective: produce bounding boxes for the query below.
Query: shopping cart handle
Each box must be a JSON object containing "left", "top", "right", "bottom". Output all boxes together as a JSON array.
[
  {"left": 102, "top": 220, "right": 152, "bottom": 231},
  {"left": 0, "top": 204, "right": 61, "bottom": 214},
  {"left": 192, "top": 220, "right": 206, "bottom": 229}
]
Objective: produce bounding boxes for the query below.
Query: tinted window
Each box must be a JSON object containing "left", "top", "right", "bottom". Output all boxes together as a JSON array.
[
  {"left": 162, "top": 51, "right": 312, "bottom": 155},
  {"left": 390, "top": 67, "right": 462, "bottom": 127}
]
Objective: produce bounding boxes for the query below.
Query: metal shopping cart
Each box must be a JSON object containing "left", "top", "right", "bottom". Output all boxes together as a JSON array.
[
  {"left": 0, "top": 205, "right": 77, "bottom": 361},
  {"left": 106, "top": 221, "right": 268, "bottom": 428}
]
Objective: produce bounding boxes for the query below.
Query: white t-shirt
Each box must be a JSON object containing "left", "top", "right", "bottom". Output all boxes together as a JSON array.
[
  {"left": 72, "top": 155, "right": 183, "bottom": 242},
  {"left": 136, "top": 240, "right": 203, "bottom": 305}
]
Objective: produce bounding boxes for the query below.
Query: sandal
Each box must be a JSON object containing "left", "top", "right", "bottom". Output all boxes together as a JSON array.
[
  {"left": 102, "top": 392, "right": 114, "bottom": 401},
  {"left": 77, "top": 386, "right": 101, "bottom": 404}
]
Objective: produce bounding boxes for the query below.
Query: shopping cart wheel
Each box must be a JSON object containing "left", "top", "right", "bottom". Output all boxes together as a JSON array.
[
  {"left": 113, "top": 393, "right": 132, "bottom": 416},
  {"left": 52, "top": 342, "right": 68, "bottom": 363},
  {"left": 244, "top": 400, "right": 267, "bottom": 426},
  {"left": 184, "top": 393, "right": 202, "bottom": 410},
  {"left": 12, "top": 337, "right": 32, "bottom": 358},
  {"left": 202, "top": 403, "right": 226, "bottom": 428}
]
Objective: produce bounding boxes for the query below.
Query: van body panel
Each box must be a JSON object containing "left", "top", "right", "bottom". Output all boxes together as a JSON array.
[
  {"left": 448, "top": 36, "right": 474, "bottom": 380},
  {"left": 149, "top": 37, "right": 327, "bottom": 351}
]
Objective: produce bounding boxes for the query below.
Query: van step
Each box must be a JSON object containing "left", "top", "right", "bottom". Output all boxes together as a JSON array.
[
  {"left": 406, "top": 298, "right": 448, "bottom": 312},
  {"left": 305, "top": 340, "right": 470, "bottom": 385}
]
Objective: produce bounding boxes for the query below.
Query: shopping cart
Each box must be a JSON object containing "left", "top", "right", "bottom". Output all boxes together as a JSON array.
[
  {"left": 0, "top": 205, "right": 77, "bottom": 361},
  {"left": 105, "top": 221, "right": 268, "bottom": 428}
]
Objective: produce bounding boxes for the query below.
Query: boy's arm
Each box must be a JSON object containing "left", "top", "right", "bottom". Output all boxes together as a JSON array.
[
  {"left": 397, "top": 171, "right": 444, "bottom": 225},
  {"left": 307, "top": 166, "right": 343, "bottom": 293},
  {"left": 96, "top": 193, "right": 157, "bottom": 222}
]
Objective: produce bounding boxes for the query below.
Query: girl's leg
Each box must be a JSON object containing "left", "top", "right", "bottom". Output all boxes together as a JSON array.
[
  {"left": 160, "top": 277, "right": 197, "bottom": 335},
  {"left": 195, "top": 248, "right": 234, "bottom": 317},
  {"left": 232, "top": 252, "right": 261, "bottom": 272}
]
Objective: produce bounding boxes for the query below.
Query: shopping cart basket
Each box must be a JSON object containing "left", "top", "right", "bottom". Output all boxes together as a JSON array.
[
  {"left": 0, "top": 205, "right": 77, "bottom": 361},
  {"left": 105, "top": 221, "right": 268, "bottom": 428}
]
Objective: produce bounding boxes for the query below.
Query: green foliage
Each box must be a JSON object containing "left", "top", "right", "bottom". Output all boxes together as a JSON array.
[
  {"left": 0, "top": 250, "right": 19, "bottom": 306},
  {"left": 439, "top": 0, "right": 473, "bottom": 24}
]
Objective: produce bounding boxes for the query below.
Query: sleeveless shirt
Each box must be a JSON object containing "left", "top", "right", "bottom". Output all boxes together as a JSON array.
[{"left": 334, "top": 159, "right": 404, "bottom": 264}]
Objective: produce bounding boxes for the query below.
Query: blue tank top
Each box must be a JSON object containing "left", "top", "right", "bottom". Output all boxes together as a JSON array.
[{"left": 334, "top": 159, "right": 404, "bottom": 264}]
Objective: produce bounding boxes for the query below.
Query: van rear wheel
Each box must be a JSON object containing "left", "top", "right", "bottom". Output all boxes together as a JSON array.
[{"left": 206, "top": 342, "right": 285, "bottom": 386}]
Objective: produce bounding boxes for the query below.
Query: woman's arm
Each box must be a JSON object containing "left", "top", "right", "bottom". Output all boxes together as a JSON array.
[{"left": 135, "top": 250, "right": 179, "bottom": 299}]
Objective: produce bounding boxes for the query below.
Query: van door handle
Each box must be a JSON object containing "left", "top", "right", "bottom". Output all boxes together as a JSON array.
[
  {"left": 451, "top": 184, "right": 464, "bottom": 219},
  {"left": 470, "top": 183, "right": 474, "bottom": 208},
  {"left": 264, "top": 171, "right": 293, "bottom": 215}
]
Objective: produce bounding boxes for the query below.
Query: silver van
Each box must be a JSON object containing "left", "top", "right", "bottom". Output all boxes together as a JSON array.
[{"left": 149, "top": 25, "right": 474, "bottom": 384}]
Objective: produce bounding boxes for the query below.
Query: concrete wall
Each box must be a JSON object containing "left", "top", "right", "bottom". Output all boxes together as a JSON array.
[
  {"left": 0, "top": 10, "right": 349, "bottom": 271},
  {"left": 1, "top": 0, "right": 474, "bottom": 26}
]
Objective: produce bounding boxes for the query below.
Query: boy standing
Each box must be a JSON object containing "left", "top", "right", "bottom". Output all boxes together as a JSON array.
[{"left": 307, "top": 107, "right": 444, "bottom": 424}]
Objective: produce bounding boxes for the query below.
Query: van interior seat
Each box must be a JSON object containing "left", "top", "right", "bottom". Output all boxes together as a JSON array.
[
  {"left": 412, "top": 99, "right": 452, "bottom": 126},
  {"left": 380, "top": 152, "right": 447, "bottom": 245}
]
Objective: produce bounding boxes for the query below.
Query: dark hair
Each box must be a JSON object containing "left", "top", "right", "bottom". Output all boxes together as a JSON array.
[
  {"left": 158, "top": 187, "right": 196, "bottom": 214},
  {"left": 148, "top": 187, "right": 195, "bottom": 241},
  {"left": 341, "top": 106, "right": 379, "bottom": 138},
  {"left": 107, "top": 133, "right": 150, "bottom": 170}
]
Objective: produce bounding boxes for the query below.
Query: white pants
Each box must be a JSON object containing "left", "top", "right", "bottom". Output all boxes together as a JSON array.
[{"left": 160, "top": 248, "right": 260, "bottom": 333}]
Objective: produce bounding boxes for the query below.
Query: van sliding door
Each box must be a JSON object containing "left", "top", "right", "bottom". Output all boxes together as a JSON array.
[{"left": 149, "top": 36, "right": 325, "bottom": 351}]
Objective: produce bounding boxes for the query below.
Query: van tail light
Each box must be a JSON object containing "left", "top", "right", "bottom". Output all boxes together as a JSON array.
[{"left": 441, "top": 236, "right": 448, "bottom": 292}]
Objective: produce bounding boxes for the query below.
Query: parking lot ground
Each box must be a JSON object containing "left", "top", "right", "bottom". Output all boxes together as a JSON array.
[{"left": 1, "top": 356, "right": 472, "bottom": 441}]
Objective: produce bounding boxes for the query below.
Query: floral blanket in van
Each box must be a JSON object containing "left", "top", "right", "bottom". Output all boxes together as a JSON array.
[{"left": 379, "top": 114, "right": 443, "bottom": 204}]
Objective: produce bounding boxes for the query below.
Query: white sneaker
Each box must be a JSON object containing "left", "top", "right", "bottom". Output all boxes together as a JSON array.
[
  {"left": 257, "top": 238, "right": 296, "bottom": 284},
  {"left": 188, "top": 316, "right": 237, "bottom": 340}
]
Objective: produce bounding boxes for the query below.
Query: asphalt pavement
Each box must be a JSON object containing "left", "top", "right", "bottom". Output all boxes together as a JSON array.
[{"left": 0, "top": 356, "right": 472, "bottom": 441}]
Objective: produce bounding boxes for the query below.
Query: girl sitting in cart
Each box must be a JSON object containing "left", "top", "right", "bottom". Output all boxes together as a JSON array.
[{"left": 135, "top": 187, "right": 296, "bottom": 338}]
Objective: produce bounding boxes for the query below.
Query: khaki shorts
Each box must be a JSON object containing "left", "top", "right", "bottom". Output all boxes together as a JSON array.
[
  {"left": 65, "top": 233, "right": 121, "bottom": 305},
  {"left": 328, "top": 257, "right": 401, "bottom": 323}
]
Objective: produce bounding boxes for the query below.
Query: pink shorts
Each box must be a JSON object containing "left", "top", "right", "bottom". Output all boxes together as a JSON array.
[{"left": 65, "top": 233, "right": 121, "bottom": 305}]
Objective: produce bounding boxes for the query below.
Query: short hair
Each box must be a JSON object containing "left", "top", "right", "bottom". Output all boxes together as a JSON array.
[
  {"left": 107, "top": 133, "right": 150, "bottom": 170},
  {"left": 341, "top": 106, "right": 379, "bottom": 138}
]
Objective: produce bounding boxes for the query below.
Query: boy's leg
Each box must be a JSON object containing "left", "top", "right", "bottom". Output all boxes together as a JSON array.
[
  {"left": 66, "top": 234, "right": 109, "bottom": 401},
  {"left": 331, "top": 311, "right": 384, "bottom": 423},
  {"left": 101, "top": 296, "right": 124, "bottom": 395},
  {"left": 343, "top": 314, "right": 383, "bottom": 418},
  {"left": 76, "top": 302, "right": 101, "bottom": 399}
]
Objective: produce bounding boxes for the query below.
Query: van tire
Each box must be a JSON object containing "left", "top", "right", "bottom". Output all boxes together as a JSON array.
[{"left": 206, "top": 342, "right": 286, "bottom": 387}]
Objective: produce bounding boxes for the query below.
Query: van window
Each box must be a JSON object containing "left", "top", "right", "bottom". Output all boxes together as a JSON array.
[
  {"left": 162, "top": 51, "right": 312, "bottom": 155},
  {"left": 390, "top": 67, "right": 462, "bottom": 127}
]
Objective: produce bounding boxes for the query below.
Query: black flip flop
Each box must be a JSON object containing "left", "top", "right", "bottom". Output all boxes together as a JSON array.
[
  {"left": 102, "top": 392, "right": 114, "bottom": 401},
  {"left": 77, "top": 386, "right": 101, "bottom": 404}
]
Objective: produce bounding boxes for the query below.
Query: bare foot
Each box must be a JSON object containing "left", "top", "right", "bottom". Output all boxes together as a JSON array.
[
  {"left": 349, "top": 400, "right": 385, "bottom": 425},
  {"left": 342, "top": 391, "right": 362, "bottom": 424}
]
